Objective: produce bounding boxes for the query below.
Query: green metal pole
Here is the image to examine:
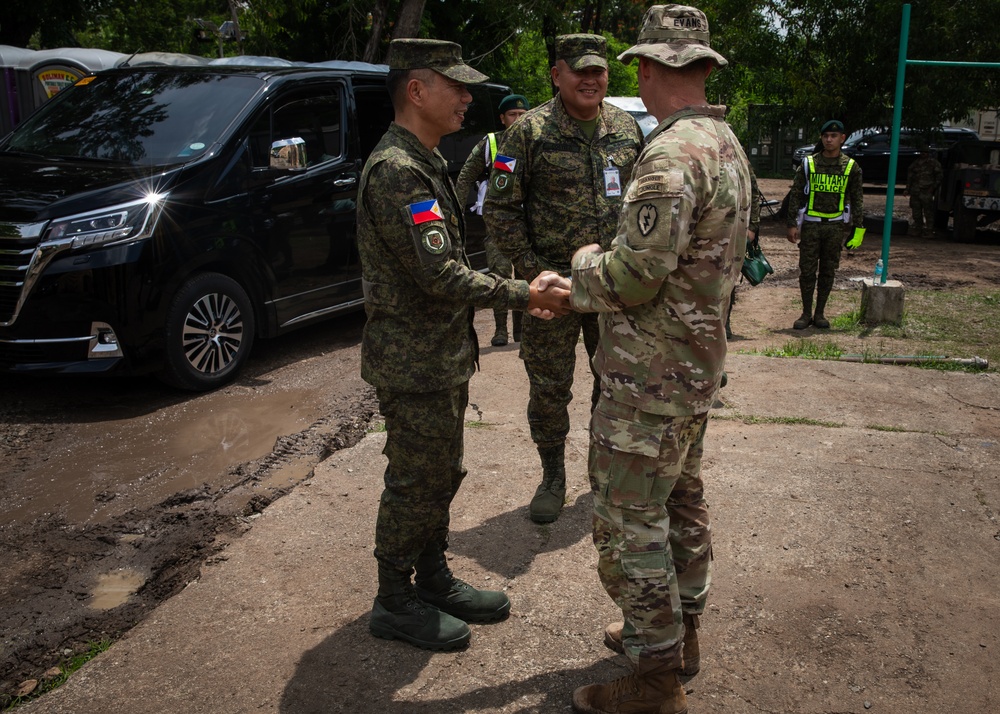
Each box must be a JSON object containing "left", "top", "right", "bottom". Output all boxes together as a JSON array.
[{"left": 882, "top": 3, "right": 911, "bottom": 284}]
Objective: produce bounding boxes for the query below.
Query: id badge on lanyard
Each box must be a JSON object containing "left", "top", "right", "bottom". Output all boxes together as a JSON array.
[{"left": 604, "top": 164, "right": 622, "bottom": 197}]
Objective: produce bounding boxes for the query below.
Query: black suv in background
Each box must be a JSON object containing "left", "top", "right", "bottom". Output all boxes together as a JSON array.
[
  {"left": 0, "top": 62, "right": 510, "bottom": 390},
  {"left": 790, "top": 126, "right": 980, "bottom": 182}
]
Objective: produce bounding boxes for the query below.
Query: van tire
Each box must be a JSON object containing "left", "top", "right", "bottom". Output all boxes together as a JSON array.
[{"left": 160, "top": 273, "right": 256, "bottom": 391}]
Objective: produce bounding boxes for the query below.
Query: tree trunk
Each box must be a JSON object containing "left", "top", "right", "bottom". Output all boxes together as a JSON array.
[
  {"left": 362, "top": 0, "right": 391, "bottom": 63},
  {"left": 392, "top": 0, "right": 428, "bottom": 39}
]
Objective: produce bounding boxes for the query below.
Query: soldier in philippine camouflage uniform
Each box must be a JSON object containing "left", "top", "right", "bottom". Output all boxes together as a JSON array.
[
  {"left": 786, "top": 119, "right": 865, "bottom": 329},
  {"left": 905, "top": 147, "right": 943, "bottom": 237},
  {"left": 482, "top": 33, "right": 643, "bottom": 524},
  {"left": 356, "top": 38, "right": 570, "bottom": 652},
  {"left": 564, "top": 6, "right": 751, "bottom": 713}
]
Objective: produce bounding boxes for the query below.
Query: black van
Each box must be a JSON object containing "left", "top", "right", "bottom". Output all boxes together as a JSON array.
[{"left": 0, "top": 62, "right": 510, "bottom": 390}]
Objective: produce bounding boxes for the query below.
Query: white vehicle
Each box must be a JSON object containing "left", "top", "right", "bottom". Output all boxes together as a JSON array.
[{"left": 604, "top": 96, "right": 659, "bottom": 137}]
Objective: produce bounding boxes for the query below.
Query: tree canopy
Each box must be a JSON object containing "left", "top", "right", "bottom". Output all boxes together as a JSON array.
[{"left": 3, "top": 1, "right": 997, "bottom": 142}]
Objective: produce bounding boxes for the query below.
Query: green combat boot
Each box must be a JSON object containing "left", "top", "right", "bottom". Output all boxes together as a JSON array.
[
  {"left": 369, "top": 564, "right": 471, "bottom": 651},
  {"left": 490, "top": 310, "right": 508, "bottom": 346},
  {"left": 530, "top": 444, "right": 567, "bottom": 523},
  {"left": 414, "top": 548, "right": 510, "bottom": 623}
]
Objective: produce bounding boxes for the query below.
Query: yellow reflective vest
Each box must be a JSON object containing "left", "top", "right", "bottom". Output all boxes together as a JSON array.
[{"left": 805, "top": 155, "right": 855, "bottom": 219}]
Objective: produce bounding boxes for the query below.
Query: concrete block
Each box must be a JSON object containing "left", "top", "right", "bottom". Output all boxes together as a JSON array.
[{"left": 860, "top": 278, "right": 905, "bottom": 325}]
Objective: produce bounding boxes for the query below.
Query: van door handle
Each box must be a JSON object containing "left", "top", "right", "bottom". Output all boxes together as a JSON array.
[{"left": 333, "top": 177, "right": 357, "bottom": 188}]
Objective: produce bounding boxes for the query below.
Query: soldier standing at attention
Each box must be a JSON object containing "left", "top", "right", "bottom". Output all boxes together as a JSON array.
[
  {"left": 357, "top": 38, "right": 570, "bottom": 652},
  {"left": 787, "top": 119, "right": 865, "bottom": 329},
  {"left": 905, "top": 145, "right": 943, "bottom": 237},
  {"left": 483, "top": 34, "right": 643, "bottom": 524},
  {"left": 563, "top": 5, "right": 751, "bottom": 712},
  {"left": 455, "top": 93, "right": 531, "bottom": 347}
]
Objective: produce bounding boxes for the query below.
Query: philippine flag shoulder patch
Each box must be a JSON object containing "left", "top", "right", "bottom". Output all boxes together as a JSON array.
[
  {"left": 492, "top": 155, "right": 517, "bottom": 173},
  {"left": 409, "top": 199, "right": 444, "bottom": 225}
]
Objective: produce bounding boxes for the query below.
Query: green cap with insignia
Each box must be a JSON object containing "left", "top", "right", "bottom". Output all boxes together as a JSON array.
[
  {"left": 555, "top": 34, "right": 608, "bottom": 71},
  {"left": 388, "top": 38, "right": 488, "bottom": 84},
  {"left": 618, "top": 4, "right": 728, "bottom": 69},
  {"left": 820, "top": 119, "right": 845, "bottom": 134},
  {"left": 498, "top": 94, "right": 530, "bottom": 113}
]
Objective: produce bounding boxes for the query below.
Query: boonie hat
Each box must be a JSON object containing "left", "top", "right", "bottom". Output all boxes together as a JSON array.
[
  {"left": 618, "top": 4, "right": 728, "bottom": 69},
  {"left": 820, "top": 119, "right": 845, "bottom": 134},
  {"left": 555, "top": 34, "right": 608, "bottom": 71},
  {"left": 388, "top": 38, "right": 488, "bottom": 83},
  {"left": 498, "top": 94, "right": 530, "bottom": 113}
]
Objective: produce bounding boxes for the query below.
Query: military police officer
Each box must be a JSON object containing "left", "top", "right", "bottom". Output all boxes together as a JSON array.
[
  {"left": 356, "top": 38, "right": 570, "bottom": 651},
  {"left": 787, "top": 119, "right": 865, "bottom": 329},
  {"left": 482, "top": 33, "right": 643, "bottom": 524},
  {"left": 455, "top": 93, "right": 532, "bottom": 347},
  {"left": 565, "top": 5, "right": 751, "bottom": 712}
]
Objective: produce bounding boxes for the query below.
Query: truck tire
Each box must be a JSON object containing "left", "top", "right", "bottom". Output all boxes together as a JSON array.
[
  {"left": 159, "top": 272, "right": 256, "bottom": 391},
  {"left": 951, "top": 197, "right": 977, "bottom": 243}
]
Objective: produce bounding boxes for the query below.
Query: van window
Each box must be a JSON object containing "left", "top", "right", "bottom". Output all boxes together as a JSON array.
[
  {"left": 4, "top": 72, "right": 264, "bottom": 165},
  {"left": 249, "top": 87, "right": 344, "bottom": 168}
]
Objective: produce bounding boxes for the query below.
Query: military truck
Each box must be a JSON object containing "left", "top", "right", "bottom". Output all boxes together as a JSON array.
[{"left": 935, "top": 140, "right": 1000, "bottom": 242}]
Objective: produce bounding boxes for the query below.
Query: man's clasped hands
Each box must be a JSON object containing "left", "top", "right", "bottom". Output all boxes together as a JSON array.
[{"left": 524, "top": 243, "right": 603, "bottom": 319}]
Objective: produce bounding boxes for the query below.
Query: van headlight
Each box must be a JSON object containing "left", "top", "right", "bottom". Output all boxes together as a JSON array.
[{"left": 46, "top": 193, "right": 166, "bottom": 249}]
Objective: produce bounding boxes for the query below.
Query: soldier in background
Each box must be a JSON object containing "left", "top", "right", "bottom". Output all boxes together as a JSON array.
[
  {"left": 483, "top": 33, "right": 642, "bottom": 524},
  {"left": 455, "top": 93, "right": 531, "bottom": 346},
  {"left": 564, "top": 5, "right": 751, "bottom": 712},
  {"left": 787, "top": 119, "right": 865, "bottom": 329},
  {"left": 905, "top": 145, "right": 943, "bottom": 237},
  {"left": 356, "top": 38, "right": 570, "bottom": 652}
]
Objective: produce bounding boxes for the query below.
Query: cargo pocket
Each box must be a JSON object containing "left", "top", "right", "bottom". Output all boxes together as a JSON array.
[{"left": 590, "top": 407, "right": 662, "bottom": 508}]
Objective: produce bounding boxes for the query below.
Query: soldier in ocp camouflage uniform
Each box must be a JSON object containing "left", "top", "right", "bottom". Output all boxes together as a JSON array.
[
  {"left": 787, "top": 119, "right": 865, "bottom": 329},
  {"left": 482, "top": 33, "right": 642, "bottom": 524},
  {"left": 357, "top": 38, "right": 570, "bottom": 653},
  {"left": 906, "top": 148, "right": 943, "bottom": 237},
  {"left": 565, "top": 6, "right": 751, "bottom": 713}
]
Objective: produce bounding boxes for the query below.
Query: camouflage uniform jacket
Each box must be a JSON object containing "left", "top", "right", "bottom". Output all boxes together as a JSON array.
[
  {"left": 907, "top": 155, "right": 943, "bottom": 194},
  {"left": 357, "top": 123, "right": 530, "bottom": 393},
  {"left": 570, "top": 105, "right": 752, "bottom": 416},
  {"left": 787, "top": 152, "right": 864, "bottom": 228},
  {"left": 482, "top": 96, "right": 643, "bottom": 280},
  {"left": 454, "top": 131, "right": 501, "bottom": 210}
]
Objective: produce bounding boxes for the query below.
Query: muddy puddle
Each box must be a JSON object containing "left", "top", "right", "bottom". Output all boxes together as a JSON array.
[{"left": 3, "top": 387, "right": 320, "bottom": 524}]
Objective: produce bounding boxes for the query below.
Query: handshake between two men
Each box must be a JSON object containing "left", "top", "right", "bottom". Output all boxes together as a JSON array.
[{"left": 524, "top": 243, "right": 604, "bottom": 319}]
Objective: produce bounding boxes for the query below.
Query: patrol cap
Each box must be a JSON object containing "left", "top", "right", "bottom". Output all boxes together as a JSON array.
[
  {"left": 820, "top": 119, "right": 845, "bottom": 134},
  {"left": 498, "top": 94, "right": 530, "bottom": 113},
  {"left": 618, "top": 4, "right": 728, "bottom": 69},
  {"left": 555, "top": 34, "right": 608, "bottom": 71},
  {"left": 387, "top": 38, "right": 488, "bottom": 83}
]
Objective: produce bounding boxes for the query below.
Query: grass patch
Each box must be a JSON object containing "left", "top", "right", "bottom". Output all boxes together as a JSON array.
[
  {"left": 464, "top": 421, "right": 496, "bottom": 429},
  {"left": 741, "top": 288, "right": 998, "bottom": 372},
  {"left": 712, "top": 412, "right": 845, "bottom": 428},
  {"left": 866, "top": 424, "right": 909, "bottom": 432},
  {"left": 3, "top": 639, "right": 112, "bottom": 710},
  {"left": 367, "top": 421, "right": 386, "bottom": 433}
]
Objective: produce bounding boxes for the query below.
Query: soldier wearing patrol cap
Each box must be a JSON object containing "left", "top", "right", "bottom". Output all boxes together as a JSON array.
[
  {"left": 787, "top": 118, "right": 865, "bottom": 329},
  {"left": 483, "top": 33, "right": 643, "bottom": 525},
  {"left": 455, "top": 92, "right": 532, "bottom": 347},
  {"left": 356, "top": 37, "right": 570, "bottom": 652},
  {"left": 562, "top": 6, "right": 751, "bottom": 712}
]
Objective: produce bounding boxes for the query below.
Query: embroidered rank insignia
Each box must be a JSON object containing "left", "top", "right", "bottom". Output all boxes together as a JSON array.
[
  {"left": 421, "top": 228, "right": 448, "bottom": 255},
  {"left": 409, "top": 199, "right": 444, "bottom": 225},
  {"left": 638, "top": 204, "right": 658, "bottom": 236},
  {"left": 492, "top": 155, "right": 517, "bottom": 173}
]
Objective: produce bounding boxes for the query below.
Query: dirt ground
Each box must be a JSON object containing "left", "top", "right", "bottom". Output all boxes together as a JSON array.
[{"left": 2, "top": 178, "right": 999, "bottom": 706}]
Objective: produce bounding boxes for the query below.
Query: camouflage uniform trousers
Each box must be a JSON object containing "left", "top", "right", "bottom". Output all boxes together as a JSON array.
[
  {"left": 373, "top": 382, "right": 468, "bottom": 574},
  {"left": 589, "top": 395, "right": 712, "bottom": 667},
  {"left": 520, "top": 309, "right": 600, "bottom": 447},
  {"left": 799, "top": 221, "right": 848, "bottom": 304},
  {"left": 908, "top": 191, "right": 936, "bottom": 234}
]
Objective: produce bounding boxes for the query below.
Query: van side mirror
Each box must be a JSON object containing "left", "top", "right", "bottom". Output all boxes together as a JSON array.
[{"left": 270, "top": 137, "right": 307, "bottom": 170}]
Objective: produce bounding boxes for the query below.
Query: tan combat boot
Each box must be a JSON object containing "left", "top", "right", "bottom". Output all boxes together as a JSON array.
[
  {"left": 571, "top": 657, "right": 687, "bottom": 714},
  {"left": 603, "top": 614, "right": 700, "bottom": 677}
]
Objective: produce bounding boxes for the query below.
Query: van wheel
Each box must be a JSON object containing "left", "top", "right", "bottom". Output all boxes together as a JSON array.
[{"left": 160, "top": 273, "right": 255, "bottom": 391}]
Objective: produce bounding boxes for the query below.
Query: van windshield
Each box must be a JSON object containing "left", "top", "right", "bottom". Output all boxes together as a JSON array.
[{"left": 3, "top": 71, "right": 264, "bottom": 165}]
